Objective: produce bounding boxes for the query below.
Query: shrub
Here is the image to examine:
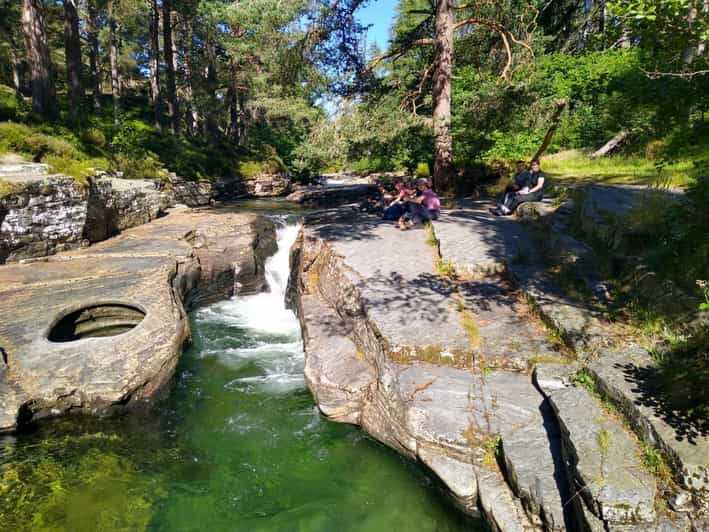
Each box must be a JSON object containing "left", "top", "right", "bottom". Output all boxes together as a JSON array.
[
  {"left": 0, "top": 85, "right": 19, "bottom": 121},
  {"left": 44, "top": 155, "right": 108, "bottom": 185},
  {"left": 80, "top": 127, "right": 107, "bottom": 148},
  {"left": 113, "top": 153, "right": 166, "bottom": 181},
  {"left": 415, "top": 162, "right": 431, "bottom": 178},
  {"left": 238, "top": 156, "right": 286, "bottom": 179},
  {"left": 0, "top": 122, "right": 81, "bottom": 161}
]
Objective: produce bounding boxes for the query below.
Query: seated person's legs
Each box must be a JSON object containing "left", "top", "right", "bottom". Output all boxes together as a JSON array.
[{"left": 506, "top": 191, "right": 543, "bottom": 213}]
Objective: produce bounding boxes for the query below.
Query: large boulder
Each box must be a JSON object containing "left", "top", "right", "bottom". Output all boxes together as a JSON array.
[
  {"left": 243, "top": 172, "right": 291, "bottom": 197},
  {"left": 0, "top": 208, "right": 276, "bottom": 433},
  {"left": 1, "top": 170, "right": 174, "bottom": 263}
]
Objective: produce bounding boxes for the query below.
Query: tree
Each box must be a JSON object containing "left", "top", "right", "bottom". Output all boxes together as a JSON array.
[
  {"left": 163, "top": 0, "right": 179, "bottom": 135},
  {"left": 107, "top": 0, "right": 121, "bottom": 121},
  {"left": 21, "top": 0, "right": 56, "bottom": 116},
  {"left": 148, "top": 0, "right": 162, "bottom": 130},
  {"left": 86, "top": 0, "right": 102, "bottom": 109},
  {"left": 370, "top": 1, "right": 535, "bottom": 192},
  {"left": 63, "top": 0, "right": 83, "bottom": 116}
]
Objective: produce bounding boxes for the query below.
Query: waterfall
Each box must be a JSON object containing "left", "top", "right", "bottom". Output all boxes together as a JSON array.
[{"left": 194, "top": 218, "right": 304, "bottom": 392}]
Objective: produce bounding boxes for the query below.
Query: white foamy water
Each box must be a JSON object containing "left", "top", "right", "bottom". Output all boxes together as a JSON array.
[{"left": 195, "top": 219, "right": 305, "bottom": 393}]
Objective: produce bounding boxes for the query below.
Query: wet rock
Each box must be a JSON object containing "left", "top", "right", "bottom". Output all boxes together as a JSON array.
[
  {"left": 286, "top": 184, "right": 378, "bottom": 206},
  {"left": 0, "top": 209, "right": 276, "bottom": 432},
  {"left": 549, "top": 386, "right": 657, "bottom": 527}
]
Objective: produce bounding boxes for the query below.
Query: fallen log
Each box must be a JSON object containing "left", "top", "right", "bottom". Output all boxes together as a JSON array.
[{"left": 591, "top": 130, "right": 629, "bottom": 159}]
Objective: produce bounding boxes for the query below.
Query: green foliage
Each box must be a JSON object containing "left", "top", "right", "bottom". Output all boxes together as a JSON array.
[
  {"left": 572, "top": 369, "right": 596, "bottom": 393},
  {"left": 415, "top": 162, "right": 430, "bottom": 178},
  {"left": 0, "top": 85, "right": 19, "bottom": 121},
  {"left": 640, "top": 445, "right": 672, "bottom": 483},
  {"left": 597, "top": 428, "right": 611, "bottom": 458},
  {"left": 238, "top": 156, "right": 286, "bottom": 179}
]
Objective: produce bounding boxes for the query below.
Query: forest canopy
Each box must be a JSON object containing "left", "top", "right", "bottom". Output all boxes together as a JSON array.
[{"left": 0, "top": 0, "right": 707, "bottom": 187}]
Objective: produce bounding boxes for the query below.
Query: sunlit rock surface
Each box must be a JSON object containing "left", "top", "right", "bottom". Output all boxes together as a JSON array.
[{"left": 0, "top": 208, "right": 275, "bottom": 432}]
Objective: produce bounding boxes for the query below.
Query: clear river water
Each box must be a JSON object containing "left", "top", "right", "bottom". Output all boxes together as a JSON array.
[{"left": 0, "top": 211, "right": 482, "bottom": 531}]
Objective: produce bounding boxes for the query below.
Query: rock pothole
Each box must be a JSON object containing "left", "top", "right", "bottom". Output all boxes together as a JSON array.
[{"left": 48, "top": 304, "right": 146, "bottom": 342}]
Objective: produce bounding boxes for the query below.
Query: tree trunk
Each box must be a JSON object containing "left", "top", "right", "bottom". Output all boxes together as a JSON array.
[
  {"left": 205, "top": 36, "right": 220, "bottom": 138},
  {"left": 9, "top": 36, "right": 23, "bottom": 99},
  {"left": 21, "top": 0, "right": 56, "bottom": 117},
  {"left": 532, "top": 98, "right": 568, "bottom": 162},
  {"left": 163, "top": 0, "right": 179, "bottom": 136},
  {"left": 432, "top": 0, "right": 455, "bottom": 193},
  {"left": 227, "top": 60, "right": 240, "bottom": 141},
  {"left": 63, "top": 0, "right": 83, "bottom": 116},
  {"left": 87, "top": 0, "right": 101, "bottom": 109},
  {"left": 179, "top": 16, "right": 200, "bottom": 136},
  {"left": 108, "top": 0, "right": 120, "bottom": 122},
  {"left": 148, "top": 0, "right": 162, "bottom": 131},
  {"left": 591, "top": 130, "right": 629, "bottom": 159}
]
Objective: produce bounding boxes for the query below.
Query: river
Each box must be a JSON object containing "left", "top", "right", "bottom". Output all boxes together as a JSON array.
[{"left": 0, "top": 209, "right": 482, "bottom": 531}]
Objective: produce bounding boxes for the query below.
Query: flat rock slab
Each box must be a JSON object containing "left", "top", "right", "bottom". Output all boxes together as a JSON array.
[
  {"left": 509, "top": 263, "right": 616, "bottom": 356},
  {"left": 458, "top": 278, "right": 562, "bottom": 371},
  {"left": 550, "top": 385, "right": 657, "bottom": 526},
  {"left": 0, "top": 208, "right": 275, "bottom": 432},
  {"left": 290, "top": 209, "right": 571, "bottom": 529},
  {"left": 309, "top": 210, "right": 471, "bottom": 355},
  {"left": 589, "top": 347, "right": 709, "bottom": 493},
  {"left": 434, "top": 199, "right": 539, "bottom": 277}
]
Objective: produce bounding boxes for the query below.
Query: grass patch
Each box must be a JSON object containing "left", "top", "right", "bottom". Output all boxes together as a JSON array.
[
  {"left": 424, "top": 222, "right": 439, "bottom": 248},
  {"left": 571, "top": 368, "right": 597, "bottom": 394},
  {"left": 597, "top": 428, "right": 611, "bottom": 458},
  {"left": 541, "top": 149, "right": 703, "bottom": 188},
  {"left": 0, "top": 179, "right": 25, "bottom": 199},
  {"left": 459, "top": 306, "right": 480, "bottom": 351},
  {"left": 640, "top": 444, "right": 673, "bottom": 485},
  {"left": 390, "top": 345, "right": 474, "bottom": 368},
  {"left": 436, "top": 259, "right": 456, "bottom": 278}
]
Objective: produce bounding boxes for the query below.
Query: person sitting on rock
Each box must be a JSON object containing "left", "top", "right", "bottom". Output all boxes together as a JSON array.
[
  {"left": 492, "top": 159, "right": 546, "bottom": 216},
  {"left": 383, "top": 180, "right": 413, "bottom": 221},
  {"left": 496, "top": 160, "right": 530, "bottom": 211},
  {"left": 398, "top": 178, "right": 441, "bottom": 229}
]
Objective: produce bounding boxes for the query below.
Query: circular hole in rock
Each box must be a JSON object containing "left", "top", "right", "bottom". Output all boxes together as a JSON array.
[{"left": 48, "top": 304, "right": 146, "bottom": 342}]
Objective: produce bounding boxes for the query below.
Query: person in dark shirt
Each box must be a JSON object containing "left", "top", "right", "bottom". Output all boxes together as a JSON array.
[{"left": 492, "top": 159, "right": 546, "bottom": 216}]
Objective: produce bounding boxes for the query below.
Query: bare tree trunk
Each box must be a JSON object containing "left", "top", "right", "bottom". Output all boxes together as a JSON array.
[
  {"left": 205, "top": 36, "right": 220, "bottom": 138},
  {"left": 591, "top": 130, "right": 629, "bottom": 159},
  {"left": 163, "top": 0, "right": 179, "bottom": 136},
  {"left": 63, "top": 0, "right": 83, "bottom": 117},
  {"left": 8, "top": 35, "right": 23, "bottom": 99},
  {"left": 227, "top": 60, "right": 240, "bottom": 141},
  {"left": 532, "top": 98, "right": 568, "bottom": 162},
  {"left": 21, "top": 0, "right": 56, "bottom": 117},
  {"left": 432, "top": 0, "right": 455, "bottom": 193},
  {"left": 87, "top": 0, "right": 101, "bottom": 109},
  {"left": 108, "top": 0, "right": 120, "bottom": 122},
  {"left": 148, "top": 0, "right": 162, "bottom": 131},
  {"left": 179, "top": 16, "right": 200, "bottom": 136}
]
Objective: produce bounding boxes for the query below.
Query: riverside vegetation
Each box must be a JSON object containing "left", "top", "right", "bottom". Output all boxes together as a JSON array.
[{"left": 1, "top": 0, "right": 708, "bottom": 530}]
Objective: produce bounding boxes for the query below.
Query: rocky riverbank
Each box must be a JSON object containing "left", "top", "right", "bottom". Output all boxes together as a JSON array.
[
  {"left": 0, "top": 155, "right": 292, "bottom": 264},
  {"left": 0, "top": 207, "right": 276, "bottom": 433},
  {"left": 288, "top": 203, "right": 708, "bottom": 531}
]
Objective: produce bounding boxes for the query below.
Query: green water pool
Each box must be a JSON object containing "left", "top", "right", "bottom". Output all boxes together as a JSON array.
[{"left": 0, "top": 220, "right": 482, "bottom": 532}]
